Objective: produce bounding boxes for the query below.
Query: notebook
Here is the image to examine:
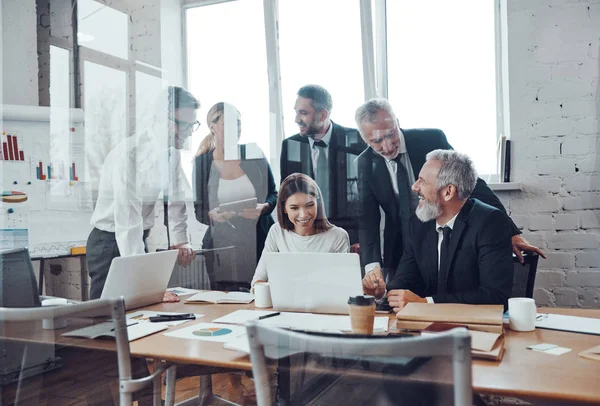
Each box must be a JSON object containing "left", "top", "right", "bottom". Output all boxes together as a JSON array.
[
  {"left": 185, "top": 291, "right": 254, "bottom": 304},
  {"left": 62, "top": 321, "right": 167, "bottom": 341},
  {"left": 420, "top": 322, "right": 505, "bottom": 361}
]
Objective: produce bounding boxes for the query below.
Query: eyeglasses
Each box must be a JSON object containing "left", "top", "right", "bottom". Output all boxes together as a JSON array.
[{"left": 169, "top": 116, "right": 201, "bottom": 132}]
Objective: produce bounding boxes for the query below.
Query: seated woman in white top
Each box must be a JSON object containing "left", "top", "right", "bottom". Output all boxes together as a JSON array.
[{"left": 251, "top": 173, "right": 350, "bottom": 286}]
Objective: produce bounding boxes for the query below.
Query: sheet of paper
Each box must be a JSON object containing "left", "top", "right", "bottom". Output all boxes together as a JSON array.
[
  {"left": 167, "top": 287, "right": 200, "bottom": 296},
  {"left": 544, "top": 347, "right": 572, "bottom": 356},
  {"left": 126, "top": 310, "right": 203, "bottom": 327},
  {"left": 536, "top": 313, "right": 600, "bottom": 335},
  {"left": 164, "top": 322, "right": 247, "bottom": 343},
  {"left": 212, "top": 310, "right": 388, "bottom": 332},
  {"left": 223, "top": 333, "right": 251, "bottom": 354},
  {"left": 527, "top": 343, "right": 559, "bottom": 351}
]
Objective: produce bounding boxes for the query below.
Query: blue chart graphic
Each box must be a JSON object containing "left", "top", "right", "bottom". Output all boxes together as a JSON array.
[{"left": 192, "top": 327, "right": 233, "bottom": 337}]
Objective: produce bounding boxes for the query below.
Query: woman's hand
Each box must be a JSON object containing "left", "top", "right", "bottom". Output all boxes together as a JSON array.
[
  {"left": 208, "top": 207, "right": 235, "bottom": 223},
  {"left": 239, "top": 203, "right": 270, "bottom": 220},
  {"left": 162, "top": 291, "right": 180, "bottom": 303}
]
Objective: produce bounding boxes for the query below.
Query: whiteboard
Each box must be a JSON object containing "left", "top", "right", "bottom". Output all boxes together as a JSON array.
[{"left": 1, "top": 104, "right": 93, "bottom": 257}]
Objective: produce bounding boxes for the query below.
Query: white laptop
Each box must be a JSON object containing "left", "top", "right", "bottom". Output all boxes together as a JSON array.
[
  {"left": 265, "top": 252, "right": 363, "bottom": 314},
  {"left": 101, "top": 250, "right": 179, "bottom": 310}
]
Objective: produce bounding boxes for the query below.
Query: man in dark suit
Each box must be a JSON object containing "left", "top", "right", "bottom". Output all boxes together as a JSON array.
[
  {"left": 280, "top": 85, "right": 366, "bottom": 247},
  {"left": 363, "top": 149, "right": 514, "bottom": 310},
  {"left": 355, "top": 98, "right": 544, "bottom": 280}
]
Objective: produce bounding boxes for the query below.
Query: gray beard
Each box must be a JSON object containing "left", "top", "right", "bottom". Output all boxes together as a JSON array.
[{"left": 415, "top": 199, "right": 442, "bottom": 223}]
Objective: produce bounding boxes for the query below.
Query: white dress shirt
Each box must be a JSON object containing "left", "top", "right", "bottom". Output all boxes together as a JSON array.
[
  {"left": 426, "top": 212, "right": 460, "bottom": 303},
  {"left": 365, "top": 129, "right": 416, "bottom": 274},
  {"left": 308, "top": 122, "right": 333, "bottom": 177},
  {"left": 90, "top": 132, "right": 189, "bottom": 256}
]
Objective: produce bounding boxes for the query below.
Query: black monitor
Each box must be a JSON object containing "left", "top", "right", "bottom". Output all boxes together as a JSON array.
[{"left": 0, "top": 248, "right": 41, "bottom": 307}]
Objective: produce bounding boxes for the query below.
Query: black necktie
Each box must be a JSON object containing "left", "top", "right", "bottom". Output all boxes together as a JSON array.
[
  {"left": 438, "top": 226, "right": 452, "bottom": 294},
  {"left": 314, "top": 140, "right": 329, "bottom": 216}
]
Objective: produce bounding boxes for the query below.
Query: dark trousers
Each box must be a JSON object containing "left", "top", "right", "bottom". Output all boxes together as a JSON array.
[{"left": 86, "top": 227, "right": 150, "bottom": 300}]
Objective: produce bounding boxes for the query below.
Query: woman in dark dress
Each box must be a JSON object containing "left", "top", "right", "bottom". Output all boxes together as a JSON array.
[{"left": 194, "top": 102, "right": 277, "bottom": 290}]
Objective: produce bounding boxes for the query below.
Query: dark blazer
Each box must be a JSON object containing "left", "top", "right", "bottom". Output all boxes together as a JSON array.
[
  {"left": 280, "top": 121, "right": 367, "bottom": 243},
  {"left": 193, "top": 144, "right": 277, "bottom": 256},
  {"left": 387, "top": 198, "right": 514, "bottom": 308},
  {"left": 357, "top": 128, "right": 518, "bottom": 270}
]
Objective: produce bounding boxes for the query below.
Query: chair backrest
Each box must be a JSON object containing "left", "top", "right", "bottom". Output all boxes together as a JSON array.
[
  {"left": 0, "top": 298, "right": 140, "bottom": 405},
  {"left": 247, "top": 322, "right": 472, "bottom": 406},
  {"left": 0, "top": 248, "right": 41, "bottom": 308},
  {"left": 511, "top": 254, "right": 539, "bottom": 298}
]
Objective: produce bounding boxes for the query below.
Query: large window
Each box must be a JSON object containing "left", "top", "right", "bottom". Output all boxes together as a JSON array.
[
  {"left": 186, "top": 0, "right": 270, "bottom": 158},
  {"left": 185, "top": 0, "right": 501, "bottom": 177},
  {"left": 278, "top": 0, "right": 365, "bottom": 137},
  {"left": 386, "top": 0, "right": 498, "bottom": 176}
]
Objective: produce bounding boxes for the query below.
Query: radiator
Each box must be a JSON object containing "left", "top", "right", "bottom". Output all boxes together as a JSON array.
[{"left": 167, "top": 256, "right": 211, "bottom": 290}]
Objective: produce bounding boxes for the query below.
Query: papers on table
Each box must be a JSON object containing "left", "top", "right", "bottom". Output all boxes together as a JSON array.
[
  {"left": 127, "top": 310, "right": 203, "bottom": 327},
  {"left": 535, "top": 313, "right": 600, "bottom": 336},
  {"left": 164, "top": 322, "right": 246, "bottom": 343},
  {"left": 528, "top": 343, "right": 572, "bottom": 356},
  {"left": 212, "top": 309, "right": 389, "bottom": 333},
  {"left": 167, "top": 287, "right": 200, "bottom": 296},
  {"left": 223, "top": 334, "right": 251, "bottom": 354}
]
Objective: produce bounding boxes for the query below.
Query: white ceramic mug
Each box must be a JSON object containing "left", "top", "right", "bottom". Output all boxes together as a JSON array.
[
  {"left": 41, "top": 298, "right": 70, "bottom": 330},
  {"left": 254, "top": 282, "right": 272, "bottom": 308},
  {"left": 508, "top": 297, "right": 536, "bottom": 332}
]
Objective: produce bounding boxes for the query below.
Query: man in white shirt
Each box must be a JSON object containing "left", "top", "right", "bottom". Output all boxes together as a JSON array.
[
  {"left": 87, "top": 86, "right": 200, "bottom": 299},
  {"left": 355, "top": 98, "right": 545, "bottom": 282},
  {"left": 362, "top": 149, "right": 514, "bottom": 311}
]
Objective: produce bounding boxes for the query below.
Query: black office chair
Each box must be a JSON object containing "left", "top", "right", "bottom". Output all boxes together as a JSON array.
[{"left": 511, "top": 253, "right": 539, "bottom": 298}]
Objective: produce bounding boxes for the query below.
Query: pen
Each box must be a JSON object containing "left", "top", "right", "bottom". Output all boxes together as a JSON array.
[
  {"left": 111, "top": 322, "right": 138, "bottom": 331},
  {"left": 258, "top": 312, "right": 280, "bottom": 320}
]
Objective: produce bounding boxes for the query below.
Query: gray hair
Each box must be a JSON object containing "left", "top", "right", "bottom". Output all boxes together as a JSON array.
[
  {"left": 297, "top": 85, "right": 332, "bottom": 113},
  {"left": 354, "top": 98, "right": 398, "bottom": 136},
  {"left": 426, "top": 149, "right": 478, "bottom": 200}
]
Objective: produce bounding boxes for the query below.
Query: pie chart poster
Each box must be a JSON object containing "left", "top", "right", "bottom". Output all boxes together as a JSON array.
[{"left": 165, "top": 322, "right": 246, "bottom": 343}]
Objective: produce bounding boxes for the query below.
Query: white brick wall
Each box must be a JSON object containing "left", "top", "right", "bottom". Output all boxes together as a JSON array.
[{"left": 505, "top": 0, "right": 600, "bottom": 308}]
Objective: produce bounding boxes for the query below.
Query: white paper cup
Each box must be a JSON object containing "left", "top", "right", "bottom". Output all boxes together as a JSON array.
[
  {"left": 42, "top": 298, "right": 70, "bottom": 330},
  {"left": 254, "top": 283, "right": 272, "bottom": 308},
  {"left": 508, "top": 297, "right": 536, "bottom": 332}
]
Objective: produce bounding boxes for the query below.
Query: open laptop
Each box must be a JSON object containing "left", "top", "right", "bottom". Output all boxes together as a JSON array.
[
  {"left": 265, "top": 252, "right": 363, "bottom": 314},
  {"left": 101, "top": 250, "right": 179, "bottom": 310}
]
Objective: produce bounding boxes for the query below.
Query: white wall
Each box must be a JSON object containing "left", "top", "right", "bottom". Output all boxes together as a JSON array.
[
  {"left": 1, "top": 0, "right": 38, "bottom": 105},
  {"left": 498, "top": 0, "right": 600, "bottom": 307}
]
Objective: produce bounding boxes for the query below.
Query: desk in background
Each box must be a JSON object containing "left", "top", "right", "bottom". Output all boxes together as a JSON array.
[{"left": 31, "top": 253, "right": 88, "bottom": 301}]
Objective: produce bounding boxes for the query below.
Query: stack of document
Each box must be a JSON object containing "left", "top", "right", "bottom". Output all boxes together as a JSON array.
[
  {"left": 396, "top": 303, "right": 504, "bottom": 334},
  {"left": 185, "top": 291, "right": 254, "bottom": 304}
]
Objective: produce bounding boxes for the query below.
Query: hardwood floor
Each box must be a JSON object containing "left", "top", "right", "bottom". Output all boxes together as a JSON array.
[{"left": 0, "top": 345, "right": 256, "bottom": 405}]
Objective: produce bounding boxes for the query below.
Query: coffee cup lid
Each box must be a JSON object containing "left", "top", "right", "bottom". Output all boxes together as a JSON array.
[{"left": 348, "top": 295, "right": 375, "bottom": 305}]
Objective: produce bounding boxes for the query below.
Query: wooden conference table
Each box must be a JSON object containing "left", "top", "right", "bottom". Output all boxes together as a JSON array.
[
  {"left": 4, "top": 302, "right": 600, "bottom": 404},
  {"left": 122, "top": 302, "right": 600, "bottom": 405}
]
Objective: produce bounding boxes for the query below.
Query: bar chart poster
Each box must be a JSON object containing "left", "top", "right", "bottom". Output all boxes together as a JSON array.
[
  {"left": 33, "top": 160, "right": 80, "bottom": 181},
  {"left": 0, "top": 131, "right": 26, "bottom": 162}
]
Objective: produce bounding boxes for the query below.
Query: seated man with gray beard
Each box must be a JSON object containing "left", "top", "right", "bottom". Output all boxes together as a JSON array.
[{"left": 362, "top": 149, "right": 514, "bottom": 311}]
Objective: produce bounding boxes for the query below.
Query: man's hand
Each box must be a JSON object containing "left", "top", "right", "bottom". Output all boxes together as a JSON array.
[
  {"left": 162, "top": 291, "right": 180, "bottom": 303},
  {"left": 362, "top": 267, "right": 386, "bottom": 299},
  {"left": 512, "top": 235, "right": 546, "bottom": 264},
  {"left": 350, "top": 243, "right": 360, "bottom": 254},
  {"left": 239, "top": 203, "right": 270, "bottom": 220},
  {"left": 387, "top": 289, "right": 426, "bottom": 312},
  {"left": 170, "top": 243, "right": 196, "bottom": 267}
]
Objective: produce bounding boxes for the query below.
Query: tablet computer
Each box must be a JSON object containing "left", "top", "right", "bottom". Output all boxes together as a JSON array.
[{"left": 218, "top": 197, "right": 257, "bottom": 212}]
